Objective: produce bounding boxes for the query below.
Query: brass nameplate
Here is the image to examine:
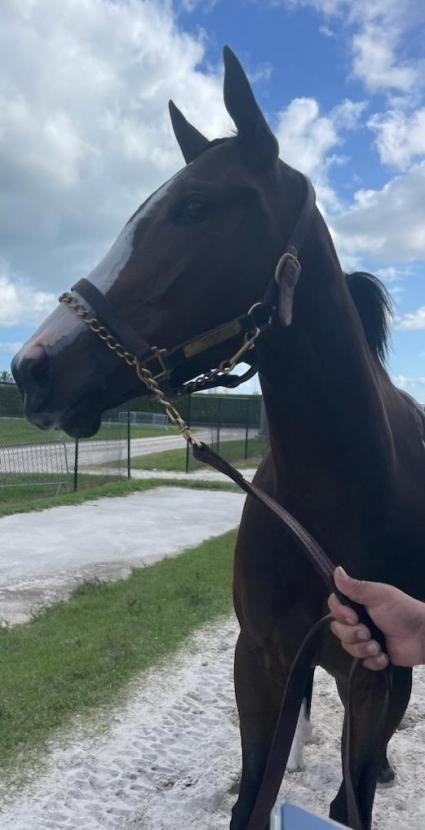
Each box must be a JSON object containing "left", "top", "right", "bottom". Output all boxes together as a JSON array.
[{"left": 184, "top": 320, "right": 241, "bottom": 358}]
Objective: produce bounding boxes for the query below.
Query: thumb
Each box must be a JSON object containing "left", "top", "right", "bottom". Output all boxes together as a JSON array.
[{"left": 334, "top": 566, "right": 381, "bottom": 607}]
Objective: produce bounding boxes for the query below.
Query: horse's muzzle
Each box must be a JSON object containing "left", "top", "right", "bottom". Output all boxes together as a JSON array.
[{"left": 12, "top": 343, "right": 55, "bottom": 426}]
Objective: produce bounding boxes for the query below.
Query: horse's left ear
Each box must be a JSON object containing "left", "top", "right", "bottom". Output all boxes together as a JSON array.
[
  {"left": 223, "top": 46, "right": 279, "bottom": 167},
  {"left": 169, "top": 100, "right": 210, "bottom": 163}
]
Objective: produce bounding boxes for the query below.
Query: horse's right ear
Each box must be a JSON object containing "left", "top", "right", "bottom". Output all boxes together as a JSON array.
[
  {"left": 223, "top": 46, "right": 278, "bottom": 168},
  {"left": 169, "top": 101, "right": 210, "bottom": 164}
]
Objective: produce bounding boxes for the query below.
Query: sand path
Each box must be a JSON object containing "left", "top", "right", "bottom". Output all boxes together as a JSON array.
[{"left": 0, "top": 617, "right": 424, "bottom": 829}]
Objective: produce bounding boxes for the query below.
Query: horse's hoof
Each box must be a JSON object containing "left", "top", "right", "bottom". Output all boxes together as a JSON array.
[
  {"left": 377, "top": 764, "right": 396, "bottom": 788},
  {"left": 228, "top": 777, "right": 240, "bottom": 795},
  {"left": 286, "top": 759, "right": 305, "bottom": 773}
]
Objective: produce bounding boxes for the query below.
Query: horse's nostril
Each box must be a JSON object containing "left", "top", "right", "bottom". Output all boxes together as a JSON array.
[
  {"left": 30, "top": 351, "right": 50, "bottom": 386},
  {"left": 13, "top": 344, "right": 52, "bottom": 409}
]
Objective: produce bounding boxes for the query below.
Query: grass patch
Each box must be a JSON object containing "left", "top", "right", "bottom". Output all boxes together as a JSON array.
[
  {"left": 0, "top": 417, "right": 176, "bottom": 447},
  {"left": 0, "top": 476, "right": 239, "bottom": 518},
  {"left": 0, "top": 530, "right": 236, "bottom": 775},
  {"left": 0, "top": 473, "right": 121, "bottom": 513},
  {"left": 132, "top": 438, "right": 266, "bottom": 472}
]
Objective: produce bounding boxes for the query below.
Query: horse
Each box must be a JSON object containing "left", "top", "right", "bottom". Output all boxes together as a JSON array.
[{"left": 12, "top": 47, "right": 425, "bottom": 829}]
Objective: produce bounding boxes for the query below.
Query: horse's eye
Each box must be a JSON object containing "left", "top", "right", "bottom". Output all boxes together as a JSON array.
[{"left": 175, "top": 197, "right": 208, "bottom": 224}]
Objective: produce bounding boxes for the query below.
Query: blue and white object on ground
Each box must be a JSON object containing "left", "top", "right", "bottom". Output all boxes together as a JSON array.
[{"left": 271, "top": 802, "right": 349, "bottom": 829}]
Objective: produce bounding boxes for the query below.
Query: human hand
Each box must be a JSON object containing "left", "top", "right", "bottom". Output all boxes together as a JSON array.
[{"left": 328, "top": 566, "right": 425, "bottom": 670}]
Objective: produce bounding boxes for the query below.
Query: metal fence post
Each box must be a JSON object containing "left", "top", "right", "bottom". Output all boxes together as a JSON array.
[
  {"left": 73, "top": 438, "right": 79, "bottom": 491},
  {"left": 127, "top": 409, "right": 131, "bottom": 479},
  {"left": 185, "top": 394, "right": 192, "bottom": 473},
  {"left": 244, "top": 397, "right": 250, "bottom": 460},
  {"left": 216, "top": 396, "right": 222, "bottom": 454}
]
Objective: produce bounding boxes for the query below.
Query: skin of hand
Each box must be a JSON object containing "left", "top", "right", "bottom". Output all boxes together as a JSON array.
[{"left": 328, "top": 566, "right": 425, "bottom": 671}]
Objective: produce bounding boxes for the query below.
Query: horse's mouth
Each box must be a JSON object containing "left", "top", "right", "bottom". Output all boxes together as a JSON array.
[
  {"left": 60, "top": 404, "right": 102, "bottom": 438},
  {"left": 23, "top": 394, "right": 103, "bottom": 439}
]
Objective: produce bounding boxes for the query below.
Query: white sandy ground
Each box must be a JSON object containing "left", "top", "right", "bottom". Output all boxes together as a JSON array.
[
  {"left": 0, "top": 487, "right": 245, "bottom": 625},
  {"left": 0, "top": 617, "right": 424, "bottom": 830},
  {"left": 84, "top": 467, "right": 257, "bottom": 483}
]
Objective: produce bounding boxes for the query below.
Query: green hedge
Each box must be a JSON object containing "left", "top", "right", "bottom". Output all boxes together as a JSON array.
[
  {"left": 0, "top": 383, "right": 24, "bottom": 417},
  {"left": 109, "top": 393, "right": 262, "bottom": 426},
  {"left": 1, "top": 382, "right": 261, "bottom": 427}
]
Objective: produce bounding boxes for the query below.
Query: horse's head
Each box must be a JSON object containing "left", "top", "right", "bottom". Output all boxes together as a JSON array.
[{"left": 12, "top": 47, "right": 307, "bottom": 437}]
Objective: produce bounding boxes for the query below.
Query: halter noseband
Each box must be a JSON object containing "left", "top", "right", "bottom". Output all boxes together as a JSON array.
[{"left": 59, "top": 175, "right": 316, "bottom": 396}]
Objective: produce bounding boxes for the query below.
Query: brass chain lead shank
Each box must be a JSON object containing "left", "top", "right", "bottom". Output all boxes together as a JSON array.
[{"left": 59, "top": 291, "right": 261, "bottom": 447}]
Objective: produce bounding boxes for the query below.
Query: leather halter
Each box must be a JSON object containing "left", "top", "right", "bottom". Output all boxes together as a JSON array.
[{"left": 60, "top": 176, "right": 317, "bottom": 394}]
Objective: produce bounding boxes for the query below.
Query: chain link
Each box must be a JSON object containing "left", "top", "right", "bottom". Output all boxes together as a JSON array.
[
  {"left": 182, "top": 326, "right": 260, "bottom": 394},
  {"left": 59, "top": 292, "right": 202, "bottom": 446},
  {"left": 60, "top": 290, "right": 262, "bottom": 447}
]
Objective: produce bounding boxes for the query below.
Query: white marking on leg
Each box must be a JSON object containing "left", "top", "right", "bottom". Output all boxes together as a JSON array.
[{"left": 287, "top": 701, "right": 310, "bottom": 773}]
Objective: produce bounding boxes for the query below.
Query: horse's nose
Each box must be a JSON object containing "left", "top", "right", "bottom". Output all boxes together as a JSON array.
[{"left": 12, "top": 343, "right": 52, "bottom": 411}]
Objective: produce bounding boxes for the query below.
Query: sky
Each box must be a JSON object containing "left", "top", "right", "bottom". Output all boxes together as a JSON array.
[{"left": 0, "top": 0, "right": 424, "bottom": 399}]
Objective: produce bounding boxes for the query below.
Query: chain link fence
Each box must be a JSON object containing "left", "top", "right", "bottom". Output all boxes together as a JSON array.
[{"left": 0, "top": 382, "right": 267, "bottom": 506}]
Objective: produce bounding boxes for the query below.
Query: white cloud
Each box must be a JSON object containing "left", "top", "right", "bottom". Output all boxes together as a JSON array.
[
  {"left": 0, "top": 341, "right": 23, "bottom": 355},
  {"left": 275, "top": 98, "right": 338, "bottom": 177},
  {"left": 284, "top": 0, "right": 425, "bottom": 95},
  {"left": 248, "top": 62, "right": 274, "bottom": 83},
  {"left": 330, "top": 161, "right": 425, "bottom": 264},
  {"left": 274, "top": 96, "right": 364, "bottom": 211},
  {"left": 178, "top": 0, "right": 221, "bottom": 11},
  {"left": 368, "top": 108, "right": 425, "bottom": 169},
  {"left": 392, "top": 375, "right": 425, "bottom": 400},
  {"left": 1, "top": 0, "right": 423, "bottom": 344},
  {"left": 351, "top": 26, "right": 418, "bottom": 94},
  {"left": 0, "top": 0, "right": 231, "bottom": 295},
  {"left": 375, "top": 266, "right": 406, "bottom": 282},
  {"left": 0, "top": 266, "right": 55, "bottom": 328},
  {"left": 394, "top": 307, "right": 425, "bottom": 330},
  {"left": 319, "top": 24, "right": 334, "bottom": 37}
]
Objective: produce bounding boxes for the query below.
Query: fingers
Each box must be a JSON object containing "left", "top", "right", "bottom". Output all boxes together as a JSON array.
[
  {"left": 363, "top": 654, "right": 389, "bottom": 671},
  {"left": 330, "top": 620, "right": 371, "bottom": 645},
  {"left": 329, "top": 621, "right": 389, "bottom": 669},
  {"left": 329, "top": 568, "right": 390, "bottom": 671},
  {"left": 328, "top": 592, "right": 359, "bottom": 625}
]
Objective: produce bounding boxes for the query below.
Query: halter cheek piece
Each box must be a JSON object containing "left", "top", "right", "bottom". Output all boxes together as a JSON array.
[{"left": 59, "top": 175, "right": 316, "bottom": 395}]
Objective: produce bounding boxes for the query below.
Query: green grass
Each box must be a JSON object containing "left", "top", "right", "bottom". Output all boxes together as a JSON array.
[
  {"left": 132, "top": 437, "right": 267, "bottom": 472},
  {"left": 0, "top": 473, "right": 116, "bottom": 513},
  {"left": 0, "top": 476, "right": 238, "bottom": 517},
  {"left": 0, "top": 530, "right": 236, "bottom": 776},
  {"left": 0, "top": 417, "right": 176, "bottom": 447}
]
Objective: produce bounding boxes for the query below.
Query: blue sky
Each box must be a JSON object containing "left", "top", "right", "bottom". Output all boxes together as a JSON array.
[{"left": 1, "top": 0, "right": 424, "bottom": 398}]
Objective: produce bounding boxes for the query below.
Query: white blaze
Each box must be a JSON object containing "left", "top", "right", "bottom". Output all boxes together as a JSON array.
[
  {"left": 18, "top": 171, "right": 181, "bottom": 358},
  {"left": 88, "top": 172, "right": 180, "bottom": 294}
]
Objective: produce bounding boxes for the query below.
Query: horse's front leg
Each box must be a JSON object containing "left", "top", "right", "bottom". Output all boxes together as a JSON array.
[
  {"left": 230, "top": 629, "right": 282, "bottom": 830},
  {"left": 330, "top": 666, "right": 412, "bottom": 830}
]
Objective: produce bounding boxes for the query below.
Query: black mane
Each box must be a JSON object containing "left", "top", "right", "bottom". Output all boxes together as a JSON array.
[{"left": 346, "top": 271, "right": 393, "bottom": 364}]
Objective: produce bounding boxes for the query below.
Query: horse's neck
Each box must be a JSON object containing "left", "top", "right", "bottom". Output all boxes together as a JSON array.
[{"left": 260, "top": 212, "right": 395, "bottom": 502}]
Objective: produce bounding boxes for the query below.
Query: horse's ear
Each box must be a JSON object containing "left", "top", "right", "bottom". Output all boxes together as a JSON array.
[
  {"left": 223, "top": 46, "right": 278, "bottom": 167},
  {"left": 169, "top": 100, "right": 210, "bottom": 164}
]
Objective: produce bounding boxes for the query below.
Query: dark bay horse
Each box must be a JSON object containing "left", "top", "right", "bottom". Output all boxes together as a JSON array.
[{"left": 12, "top": 48, "right": 425, "bottom": 829}]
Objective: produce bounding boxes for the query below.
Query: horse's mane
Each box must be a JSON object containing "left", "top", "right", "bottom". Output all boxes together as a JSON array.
[{"left": 346, "top": 271, "right": 393, "bottom": 364}]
